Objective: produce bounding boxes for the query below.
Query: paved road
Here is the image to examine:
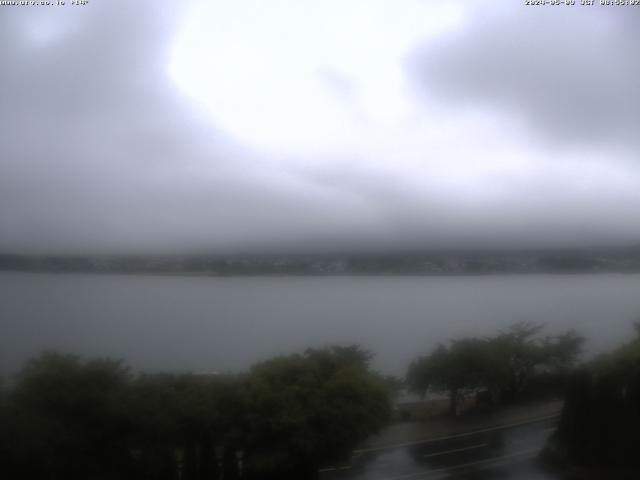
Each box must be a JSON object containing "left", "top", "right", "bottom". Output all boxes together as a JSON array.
[{"left": 319, "top": 415, "right": 561, "bottom": 480}]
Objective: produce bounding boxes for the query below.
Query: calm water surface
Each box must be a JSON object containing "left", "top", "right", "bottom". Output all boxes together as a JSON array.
[{"left": 1, "top": 272, "right": 639, "bottom": 375}]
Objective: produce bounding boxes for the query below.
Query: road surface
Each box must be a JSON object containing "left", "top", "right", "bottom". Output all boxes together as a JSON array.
[{"left": 319, "top": 414, "right": 560, "bottom": 480}]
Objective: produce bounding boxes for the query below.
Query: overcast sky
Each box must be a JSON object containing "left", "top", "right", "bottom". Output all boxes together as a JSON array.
[{"left": 1, "top": 0, "right": 639, "bottom": 254}]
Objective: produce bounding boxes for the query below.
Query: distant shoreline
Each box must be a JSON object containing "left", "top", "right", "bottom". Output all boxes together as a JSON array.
[
  {"left": 2, "top": 247, "right": 640, "bottom": 277},
  {"left": 3, "top": 269, "right": 640, "bottom": 278}
]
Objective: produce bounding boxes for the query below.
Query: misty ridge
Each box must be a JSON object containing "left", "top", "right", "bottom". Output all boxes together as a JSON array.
[{"left": 1, "top": 245, "right": 640, "bottom": 276}]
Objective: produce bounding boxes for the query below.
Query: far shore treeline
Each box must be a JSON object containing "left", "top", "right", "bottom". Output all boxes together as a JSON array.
[
  {"left": 1, "top": 322, "right": 640, "bottom": 479},
  {"left": 1, "top": 245, "right": 640, "bottom": 276}
]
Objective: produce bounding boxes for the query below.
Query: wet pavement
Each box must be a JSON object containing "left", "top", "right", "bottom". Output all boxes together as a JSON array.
[{"left": 319, "top": 414, "right": 561, "bottom": 480}]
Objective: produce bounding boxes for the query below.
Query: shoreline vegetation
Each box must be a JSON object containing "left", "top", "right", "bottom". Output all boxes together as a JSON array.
[
  {"left": 541, "top": 324, "right": 640, "bottom": 477},
  {"left": 1, "top": 346, "right": 391, "bottom": 480},
  {"left": 4, "top": 321, "right": 633, "bottom": 479},
  {"left": 1, "top": 245, "right": 640, "bottom": 277}
]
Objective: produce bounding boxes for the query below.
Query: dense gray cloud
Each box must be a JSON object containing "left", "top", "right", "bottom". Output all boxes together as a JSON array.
[
  {"left": 0, "top": 1, "right": 328, "bottom": 253},
  {"left": 1, "top": 1, "right": 639, "bottom": 254},
  {"left": 410, "top": 5, "right": 640, "bottom": 152}
]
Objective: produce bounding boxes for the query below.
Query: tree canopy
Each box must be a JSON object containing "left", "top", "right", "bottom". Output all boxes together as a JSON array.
[
  {"left": 552, "top": 323, "right": 640, "bottom": 468},
  {"left": 1, "top": 346, "right": 391, "bottom": 480},
  {"left": 407, "top": 322, "right": 584, "bottom": 413},
  {"left": 245, "top": 345, "right": 390, "bottom": 477}
]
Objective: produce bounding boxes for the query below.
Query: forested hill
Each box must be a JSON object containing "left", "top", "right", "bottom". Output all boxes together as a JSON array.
[{"left": 1, "top": 246, "right": 640, "bottom": 276}]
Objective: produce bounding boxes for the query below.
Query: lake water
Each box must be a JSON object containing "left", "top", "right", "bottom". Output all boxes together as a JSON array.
[{"left": 1, "top": 272, "right": 639, "bottom": 376}]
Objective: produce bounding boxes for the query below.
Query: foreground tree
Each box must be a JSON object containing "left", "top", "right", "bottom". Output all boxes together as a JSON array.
[
  {"left": 244, "top": 345, "right": 391, "bottom": 478},
  {"left": 6, "top": 352, "right": 133, "bottom": 479},
  {"left": 0, "top": 376, "right": 9, "bottom": 471},
  {"left": 3, "top": 346, "right": 392, "bottom": 480},
  {"left": 127, "top": 372, "right": 248, "bottom": 480},
  {"left": 546, "top": 323, "right": 640, "bottom": 470},
  {"left": 408, "top": 338, "right": 494, "bottom": 415},
  {"left": 407, "top": 322, "right": 584, "bottom": 413},
  {"left": 488, "top": 322, "right": 584, "bottom": 400}
]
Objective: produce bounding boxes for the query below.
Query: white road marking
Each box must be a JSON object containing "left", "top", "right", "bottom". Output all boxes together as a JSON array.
[
  {"left": 422, "top": 443, "right": 488, "bottom": 458},
  {"left": 318, "top": 465, "right": 353, "bottom": 472},
  {"left": 384, "top": 448, "right": 539, "bottom": 480},
  {"left": 353, "top": 413, "right": 559, "bottom": 454}
]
